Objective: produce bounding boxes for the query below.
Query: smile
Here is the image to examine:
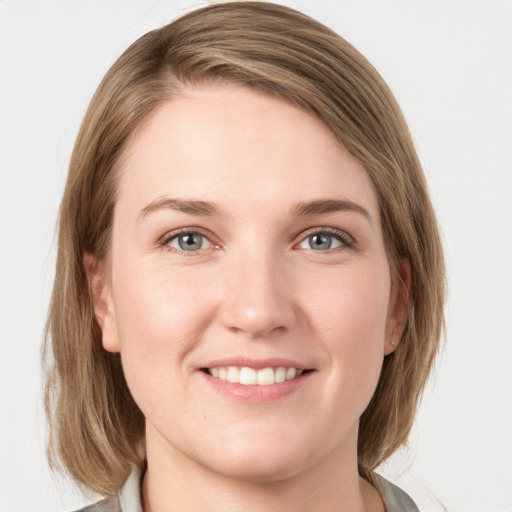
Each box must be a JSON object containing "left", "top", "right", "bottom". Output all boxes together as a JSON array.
[{"left": 205, "top": 366, "right": 304, "bottom": 386}]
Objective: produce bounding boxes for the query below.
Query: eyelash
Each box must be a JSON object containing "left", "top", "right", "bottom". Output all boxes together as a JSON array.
[
  {"left": 157, "top": 226, "right": 355, "bottom": 254},
  {"left": 158, "top": 227, "right": 215, "bottom": 255},
  {"left": 296, "top": 227, "right": 355, "bottom": 251}
]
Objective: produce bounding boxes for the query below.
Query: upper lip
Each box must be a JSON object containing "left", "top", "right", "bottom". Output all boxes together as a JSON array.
[{"left": 200, "top": 357, "right": 311, "bottom": 371}]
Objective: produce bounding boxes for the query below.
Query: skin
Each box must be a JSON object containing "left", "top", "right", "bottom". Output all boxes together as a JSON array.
[{"left": 88, "top": 85, "right": 408, "bottom": 512}]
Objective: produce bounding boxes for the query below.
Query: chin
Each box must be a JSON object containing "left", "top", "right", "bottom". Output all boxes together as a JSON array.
[
  {"left": 208, "top": 452, "right": 304, "bottom": 484},
  {"left": 195, "top": 430, "right": 318, "bottom": 484}
]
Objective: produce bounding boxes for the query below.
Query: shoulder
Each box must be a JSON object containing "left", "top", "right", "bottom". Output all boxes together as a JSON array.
[
  {"left": 374, "top": 473, "right": 419, "bottom": 512},
  {"left": 73, "top": 496, "right": 121, "bottom": 512},
  {"left": 73, "top": 464, "right": 143, "bottom": 512}
]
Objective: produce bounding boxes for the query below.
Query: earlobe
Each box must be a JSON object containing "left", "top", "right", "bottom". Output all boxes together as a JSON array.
[
  {"left": 84, "top": 253, "right": 121, "bottom": 353},
  {"left": 384, "top": 258, "right": 411, "bottom": 355}
]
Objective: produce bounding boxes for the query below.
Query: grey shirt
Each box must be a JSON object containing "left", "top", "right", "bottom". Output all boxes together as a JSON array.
[{"left": 76, "top": 466, "right": 419, "bottom": 512}]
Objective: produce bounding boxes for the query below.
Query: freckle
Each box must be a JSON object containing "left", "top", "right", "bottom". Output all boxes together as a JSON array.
[{"left": 203, "top": 415, "right": 207, "bottom": 420}]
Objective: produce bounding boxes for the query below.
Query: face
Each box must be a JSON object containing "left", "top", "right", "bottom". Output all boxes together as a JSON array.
[{"left": 92, "top": 85, "right": 407, "bottom": 482}]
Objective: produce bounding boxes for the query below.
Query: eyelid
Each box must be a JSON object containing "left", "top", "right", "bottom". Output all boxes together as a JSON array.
[
  {"left": 157, "top": 227, "right": 219, "bottom": 252},
  {"left": 156, "top": 226, "right": 355, "bottom": 253},
  {"left": 295, "top": 226, "right": 356, "bottom": 249}
]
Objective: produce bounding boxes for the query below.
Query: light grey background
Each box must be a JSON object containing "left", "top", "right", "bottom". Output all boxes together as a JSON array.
[{"left": 1, "top": 1, "right": 511, "bottom": 511}]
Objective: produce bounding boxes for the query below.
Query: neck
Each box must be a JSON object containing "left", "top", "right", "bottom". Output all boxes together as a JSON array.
[{"left": 141, "top": 424, "right": 383, "bottom": 512}]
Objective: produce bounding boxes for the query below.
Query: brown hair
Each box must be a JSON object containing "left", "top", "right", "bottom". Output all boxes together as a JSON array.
[{"left": 44, "top": 1, "right": 445, "bottom": 495}]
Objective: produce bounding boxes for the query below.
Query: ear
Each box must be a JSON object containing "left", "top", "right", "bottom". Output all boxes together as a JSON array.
[
  {"left": 384, "top": 258, "right": 411, "bottom": 355},
  {"left": 84, "top": 253, "right": 121, "bottom": 353}
]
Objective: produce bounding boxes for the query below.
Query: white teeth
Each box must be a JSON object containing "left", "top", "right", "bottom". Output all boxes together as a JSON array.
[
  {"left": 226, "top": 366, "right": 240, "bottom": 383},
  {"left": 275, "top": 367, "right": 286, "bottom": 383},
  {"left": 286, "top": 367, "right": 297, "bottom": 380},
  {"left": 257, "top": 367, "right": 275, "bottom": 385},
  {"left": 208, "top": 366, "right": 304, "bottom": 385},
  {"left": 239, "top": 367, "right": 257, "bottom": 385}
]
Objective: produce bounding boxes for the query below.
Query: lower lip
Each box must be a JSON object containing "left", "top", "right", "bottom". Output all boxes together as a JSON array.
[{"left": 200, "top": 371, "right": 313, "bottom": 403}]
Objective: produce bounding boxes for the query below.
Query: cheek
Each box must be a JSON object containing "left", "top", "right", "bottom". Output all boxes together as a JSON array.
[
  {"left": 110, "top": 262, "right": 219, "bottom": 423},
  {"left": 111, "top": 258, "right": 217, "bottom": 365},
  {"left": 302, "top": 262, "right": 391, "bottom": 394},
  {"left": 304, "top": 262, "right": 391, "bottom": 344}
]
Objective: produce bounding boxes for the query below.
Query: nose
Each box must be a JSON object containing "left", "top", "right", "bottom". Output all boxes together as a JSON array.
[{"left": 218, "top": 250, "right": 297, "bottom": 339}]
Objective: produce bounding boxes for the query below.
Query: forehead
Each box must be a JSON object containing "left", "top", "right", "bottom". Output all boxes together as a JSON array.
[{"left": 117, "top": 84, "right": 379, "bottom": 220}]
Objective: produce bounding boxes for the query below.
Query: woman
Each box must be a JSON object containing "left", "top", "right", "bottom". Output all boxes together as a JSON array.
[{"left": 43, "top": 2, "right": 444, "bottom": 511}]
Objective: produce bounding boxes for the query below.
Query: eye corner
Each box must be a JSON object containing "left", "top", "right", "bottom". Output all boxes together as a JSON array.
[
  {"left": 157, "top": 228, "right": 219, "bottom": 255},
  {"left": 294, "top": 227, "right": 355, "bottom": 252}
]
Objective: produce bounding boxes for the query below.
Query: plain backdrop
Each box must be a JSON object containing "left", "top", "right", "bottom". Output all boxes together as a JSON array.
[{"left": 1, "top": 1, "right": 511, "bottom": 511}]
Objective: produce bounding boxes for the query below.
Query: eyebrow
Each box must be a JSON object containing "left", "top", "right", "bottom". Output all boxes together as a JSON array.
[
  {"left": 291, "top": 199, "right": 372, "bottom": 224},
  {"left": 138, "top": 197, "right": 220, "bottom": 220},
  {"left": 138, "top": 197, "right": 372, "bottom": 224}
]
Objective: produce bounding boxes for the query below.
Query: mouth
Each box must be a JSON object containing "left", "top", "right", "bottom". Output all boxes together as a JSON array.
[{"left": 202, "top": 366, "right": 310, "bottom": 386}]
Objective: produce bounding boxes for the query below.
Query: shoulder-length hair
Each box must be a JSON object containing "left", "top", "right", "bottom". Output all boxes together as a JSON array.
[{"left": 44, "top": 1, "right": 444, "bottom": 495}]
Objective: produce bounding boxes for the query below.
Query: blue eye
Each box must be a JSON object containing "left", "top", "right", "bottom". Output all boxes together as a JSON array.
[
  {"left": 298, "top": 231, "right": 347, "bottom": 251},
  {"left": 167, "top": 232, "right": 212, "bottom": 251}
]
